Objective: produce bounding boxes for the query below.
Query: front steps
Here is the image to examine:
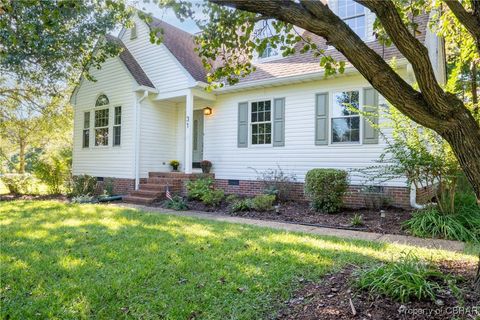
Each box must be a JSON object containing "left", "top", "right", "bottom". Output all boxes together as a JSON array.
[{"left": 123, "top": 172, "right": 212, "bottom": 205}]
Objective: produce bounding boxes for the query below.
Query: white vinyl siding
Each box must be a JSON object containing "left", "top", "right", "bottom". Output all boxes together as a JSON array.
[
  {"left": 205, "top": 72, "right": 409, "bottom": 187},
  {"left": 120, "top": 14, "right": 194, "bottom": 93},
  {"left": 71, "top": 56, "right": 136, "bottom": 179}
]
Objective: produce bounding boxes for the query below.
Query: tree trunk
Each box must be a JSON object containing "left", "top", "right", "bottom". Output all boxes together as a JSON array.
[
  {"left": 440, "top": 108, "right": 480, "bottom": 204},
  {"left": 472, "top": 62, "right": 479, "bottom": 116},
  {"left": 18, "top": 139, "right": 26, "bottom": 174}
]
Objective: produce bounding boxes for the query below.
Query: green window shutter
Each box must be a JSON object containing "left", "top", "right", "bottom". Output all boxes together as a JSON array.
[
  {"left": 273, "top": 98, "right": 285, "bottom": 147},
  {"left": 362, "top": 87, "right": 379, "bottom": 144},
  {"left": 315, "top": 93, "right": 329, "bottom": 145},
  {"left": 238, "top": 102, "right": 248, "bottom": 148}
]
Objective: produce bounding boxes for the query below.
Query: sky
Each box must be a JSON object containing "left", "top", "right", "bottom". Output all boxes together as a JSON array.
[{"left": 129, "top": 0, "right": 203, "bottom": 34}]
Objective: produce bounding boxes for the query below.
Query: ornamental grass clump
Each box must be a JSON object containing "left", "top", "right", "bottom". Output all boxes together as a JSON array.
[{"left": 356, "top": 253, "right": 451, "bottom": 303}]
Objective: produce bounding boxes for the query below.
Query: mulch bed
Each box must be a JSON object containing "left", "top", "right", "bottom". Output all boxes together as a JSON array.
[
  {"left": 161, "top": 199, "right": 413, "bottom": 236},
  {"left": 0, "top": 194, "right": 68, "bottom": 202},
  {"left": 276, "top": 260, "right": 480, "bottom": 320}
]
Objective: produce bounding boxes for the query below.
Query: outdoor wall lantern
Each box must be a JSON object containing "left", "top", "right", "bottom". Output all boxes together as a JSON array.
[{"left": 203, "top": 107, "right": 212, "bottom": 116}]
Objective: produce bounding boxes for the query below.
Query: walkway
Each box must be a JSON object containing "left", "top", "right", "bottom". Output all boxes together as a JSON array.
[{"left": 114, "top": 203, "right": 465, "bottom": 253}]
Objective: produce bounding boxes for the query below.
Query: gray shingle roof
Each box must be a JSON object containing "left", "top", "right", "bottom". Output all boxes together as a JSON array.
[
  {"left": 147, "top": 17, "right": 207, "bottom": 82},
  {"left": 106, "top": 34, "right": 155, "bottom": 88}
]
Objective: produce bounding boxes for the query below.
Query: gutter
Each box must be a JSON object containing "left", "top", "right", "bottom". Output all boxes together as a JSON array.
[{"left": 134, "top": 90, "right": 149, "bottom": 190}]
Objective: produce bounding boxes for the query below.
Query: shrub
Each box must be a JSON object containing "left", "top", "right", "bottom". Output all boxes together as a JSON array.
[
  {"left": 69, "top": 174, "right": 97, "bottom": 197},
  {"left": 164, "top": 195, "right": 188, "bottom": 211},
  {"left": 251, "top": 194, "right": 275, "bottom": 212},
  {"left": 356, "top": 253, "right": 449, "bottom": 303},
  {"left": 186, "top": 178, "right": 214, "bottom": 200},
  {"left": 225, "top": 194, "right": 239, "bottom": 204},
  {"left": 304, "top": 169, "right": 348, "bottom": 213},
  {"left": 230, "top": 199, "right": 252, "bottom": 213},
  {"left": 33, "top": 148, "right": 71, "bottom": 194},
  {"left": 0, "top": 174, "right": 35, "bottom": 195},
  {"left": 253, "top": 165, "right": 297, "bottom": 201},
  {"left": 201, "top": 189, "right": 224, "bottom": 207}
]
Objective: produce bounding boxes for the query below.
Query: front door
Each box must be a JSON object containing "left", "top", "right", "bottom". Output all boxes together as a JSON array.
[{"left": 192, "top": 110, "right": 204, "bottom": 168}]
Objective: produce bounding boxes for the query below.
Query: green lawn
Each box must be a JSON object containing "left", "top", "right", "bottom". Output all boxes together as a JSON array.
[{"left": 0, "top": 201, "right": 475, "bottom": 319}]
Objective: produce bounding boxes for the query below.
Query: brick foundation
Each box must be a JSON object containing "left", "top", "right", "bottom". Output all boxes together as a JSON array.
[
  {"left": 214, "top": 179, "right": 412, "bottom": 209},
  {"left": 95, "top": 178, "right": 135, "bottom": 195},
  {"left": 415, "top": 185, "right": 437, "bottom": 204}
]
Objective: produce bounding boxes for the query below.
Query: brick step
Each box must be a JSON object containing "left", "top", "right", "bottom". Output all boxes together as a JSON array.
[
  {"left": 123, "top": 195, "right": 157, "bottom": 205},
  {"left": 129, "top": 189, "right": 164, "bottom": 198},
  {"left": 139, "top": 183, "right": 167, "bottom": 191},
  {"left": 145, "top": 177, "right": 182, "bottom": 185}
]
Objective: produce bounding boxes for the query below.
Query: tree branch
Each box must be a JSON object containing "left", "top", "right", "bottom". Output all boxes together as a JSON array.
[
  {"left": 209, "top": 0, "right": 441, "bottom": 128},
  {"left": 444, "top": 0, "right": 480, "bottom": 50}
]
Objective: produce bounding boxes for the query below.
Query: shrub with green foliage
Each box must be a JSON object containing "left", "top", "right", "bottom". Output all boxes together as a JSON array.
[
  {"left": 0, "top": 173, "right": 35, "bottom": 195},
  {"left": 304, "top": 169, "right": 348, "bottom": 213},
  {"left": 251, "top": 194, "right": 275, "bottom": 212},
  {"left": 404, "top": 193, "right": 480, "bottom": 243},
  {"left": 186, "top": 178, "right": 214, "bottom": 200},
  {"left": 253, "top": 165, "right": 297, "bottom": 201},
  {"left": 350, "top": 213, "right": 364, "bottom": 227},
  {"left": 230, "top": 198, "right": 252, "bottom": 213},
  {"left": 69, "top": 174, "right": 97, "bottom": 197},
  {"left": 356, "top": 253, "right": 452, "bottom": 303},
  {"left": 186, "top": 178, "right": 225, "bottom": 207},
  {"left": 33, "top": 148, "right": 71, "bottom": 194},
  {"left": 201, "top": 189, "right": 224, "bottom": 207},
  {"left": 164, "top": 195, "right": 188, "bottom": 211},
  {"left": 103, "top": 178, "right": 115, "bottom": 196}
]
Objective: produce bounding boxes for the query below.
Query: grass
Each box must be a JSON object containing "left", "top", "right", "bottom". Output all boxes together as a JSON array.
[
  {"left": 355, "top": 252, "right": 449, "bottom": 303},
  {"left": 0, "top": 201, "right": 476, "bottom": 319}
]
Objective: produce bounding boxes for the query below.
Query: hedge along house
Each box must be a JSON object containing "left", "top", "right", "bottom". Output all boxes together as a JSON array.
[{"left": 71, "top": 2, "right": 446, "bottom": 208}]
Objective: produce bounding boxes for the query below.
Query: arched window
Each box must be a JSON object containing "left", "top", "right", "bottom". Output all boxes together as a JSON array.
[{"left": 95, "top": 94, "right": 109, "bottom": 107}]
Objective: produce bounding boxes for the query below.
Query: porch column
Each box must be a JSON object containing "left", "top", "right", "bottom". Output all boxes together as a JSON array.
[{"left": 184, "top": 89, "right": 193, "bottom": 174}]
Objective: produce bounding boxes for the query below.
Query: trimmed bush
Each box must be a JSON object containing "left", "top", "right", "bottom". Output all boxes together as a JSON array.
[
  {"left": 251, "top": 194, "right": 275, "bottom": 212},
  {"left": 356, "top": 253, "right": 450, "bottom": 303},
  {"left": 230, "top": 199, "right": 252, "bottom": 213},
  {"left": 304, "top": 169, "right": 348, "bottom": 213},
  {"left": 69, "top": 174, "right": 97, "bottom": 196},
  {"left": 201, "top": 189, "right": 224, "bottom": 207}
]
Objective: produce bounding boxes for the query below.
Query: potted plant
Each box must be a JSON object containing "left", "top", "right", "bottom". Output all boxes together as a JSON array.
[
  {"left": 169, "top": 160, "right": 180, "bottom": 172},
  {"left": 200, "top": 160, "right": 212, "bottom": 173}
]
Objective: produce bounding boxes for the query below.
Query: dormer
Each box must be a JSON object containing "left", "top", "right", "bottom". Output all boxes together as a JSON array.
[{"left": 330, "top": 0, "right": 375, "bottom": 42}]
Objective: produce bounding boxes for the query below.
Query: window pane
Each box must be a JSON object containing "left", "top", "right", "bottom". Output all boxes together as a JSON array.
[
  {"left": 95, "top": 109, "right": 109, "bottom": 127},
  {"left": 82, "top": 130, "right": 89, "bottom": 148},
  {"left": 114, "top": 106, "right": 121, "bottom": 125},
  {"left": 252, "top": 113, "right": 257, "bottom": 122},
  {"left": 265, "top": 134, "right": 271, "bottom": 144},
  {"left": 252, "top": 135, "right": 258, "bottom": 145},
  {"left": 258, "top": 112, "right": 264, "bottom": 122},
  {"left": 332, "top": 116, "right": 360, "bottom": 143},
  {"left": 84, "top": 112, "right": 90, "bottom": 128},
  {"left": 95, "top": 128, "right": 109, "bottom": 146},
  {"left": 252, "top": 102, "right": 257, "bottom": 112},
  {"left": 333, "top": 91, "right": 360, "bottom": 117},
  {"left": 265, "top": 110, "right": 271, "bottom": 122},
  {"left": 258, "top": 134, "right": 264, "bottom": 144},
  {"left": 113, "top": 126, "right": 121, "bottom": 146},
  {"left": 265, "top": 123, "right": 271, "bottom": 134},
  {"left": 95, "top": 94, "right": 109, "bottom": 107}
]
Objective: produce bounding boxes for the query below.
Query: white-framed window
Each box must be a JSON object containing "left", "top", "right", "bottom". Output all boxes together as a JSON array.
[
  {"left": 259, "top": 43, "right": 279, "bottom": 59},
  {"left": 331, "top": 90, "right": 360, "bottom": 143},
  {"left": 338, "top": 0, "right": 366, "bottom": 39},
  {"left": 94, "top": 108, "right": 109, "bottom": 146},
  {"left": 82, "top": 111, "right": 90, "bottom": 148},
  {"left": 251, "top": 100, "right": 272, "bottom": 145},
  {"left": 113, "top": 106, "right": 121, "bottom": 146}
]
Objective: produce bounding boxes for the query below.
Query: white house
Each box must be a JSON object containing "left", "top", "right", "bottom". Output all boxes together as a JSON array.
[{"left": 71, "top": 2, "right": 445, "bottom": 207}]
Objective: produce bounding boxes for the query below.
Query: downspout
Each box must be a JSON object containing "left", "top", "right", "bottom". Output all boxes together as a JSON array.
[
  {"left": 410, "top": 184, "right": 426, "bottom": 210},
  {"left": 134, "top": 90, "right": 149, "bottom": 190}
]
